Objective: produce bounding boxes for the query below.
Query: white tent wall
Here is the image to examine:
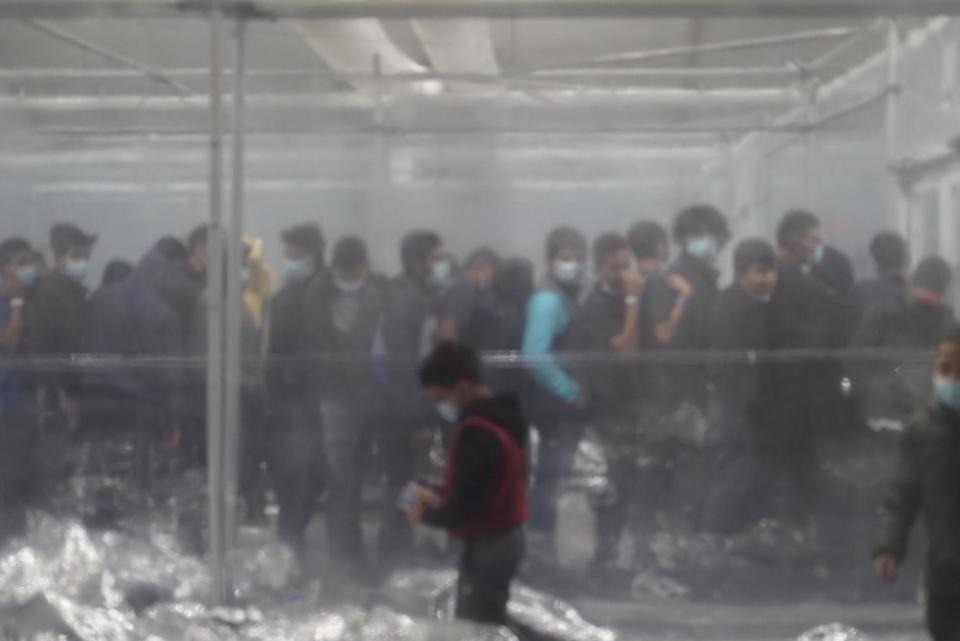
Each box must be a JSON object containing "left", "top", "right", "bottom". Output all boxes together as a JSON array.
[
  {"left": 715, "top": 17, "right": 960, "bottom": 281},
  {"left": 0, "top": 130, "right": 720, "bottom": 280}
]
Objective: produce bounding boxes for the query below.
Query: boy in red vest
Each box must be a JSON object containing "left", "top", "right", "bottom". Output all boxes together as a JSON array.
[{"left": 406, "top": 341, "right": 529, "bottom": 626}]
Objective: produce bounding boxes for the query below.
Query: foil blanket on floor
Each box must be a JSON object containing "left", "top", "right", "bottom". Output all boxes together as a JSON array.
[{"left": 0, "top": 514, "right": 617, "bottom": 641}]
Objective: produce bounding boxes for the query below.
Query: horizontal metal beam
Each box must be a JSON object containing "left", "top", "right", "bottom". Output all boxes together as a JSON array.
[
  {"left": 527, "top": 27, "right": 859, "bottom": 72},
  {"left": 0, "top": 65, "right": 816, "bottom": 82},
  {"left": 0, "top": 0, "right": 957, "bottom": 20},
  {"left": 22, "top": 19, "right": 196, "bottom": 95},
  {"left": 0, "top": 88, "right": 799, "bottom": 109}
]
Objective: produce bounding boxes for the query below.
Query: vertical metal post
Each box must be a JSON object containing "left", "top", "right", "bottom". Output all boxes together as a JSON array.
[
  {"left": 372, "top": 54, "right": 388, "bottom": 264},
  {"left": 206, "top": 0, "right": 226, "bottom": 604},
  {"left": 885, "top": 18, "right": 906, "bottom": 234},
  {"left": 802, "top": 81, "right": 820, "bottom": 210},
  {"left": 223, "top": 15, "right": 247, "bottom": 558}
]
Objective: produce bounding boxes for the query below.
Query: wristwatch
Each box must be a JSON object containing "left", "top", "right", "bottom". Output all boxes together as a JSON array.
[
  {"left": 625, "top": 295, "right": 640, "bottom": 306},
  {"left": 10, "top": 297, "right": 24, "bottom": 309}
]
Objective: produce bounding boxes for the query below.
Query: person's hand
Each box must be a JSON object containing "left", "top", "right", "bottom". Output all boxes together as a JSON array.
[
  {"left": 667, "top": 273, "right": 693, "bottom": 299},
  {"left": 622, "top": 269, "right": 645, "bottom": 297},
  {"left": 874, "top": 554, "right": 899, "bottom": 583},
  {"left": 574, "top": 389, "right": 589, "bottom": 411},
  {"left": 406, "top": 486, "right": 440, "bottom": 523}
]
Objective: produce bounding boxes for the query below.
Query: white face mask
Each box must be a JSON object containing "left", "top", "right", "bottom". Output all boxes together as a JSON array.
[
  {"left": 553, "top": 260, "right": 582, "bottom": 284},
  {"left": 15, "top": 265, "right": 37, "bottom": 289},
  {"left": 283, "top": 258, "right": 311, "bottom": 282},
  {"left": 811, "top": 244, "right": 825, "bottom": 265},
  {"left": 685, "top": 237, "right": 719, "bottom": 263},
  {"left": 933, "top": 375, "right": 960, "bottom": 411},
  {"left": 334, "top": 277, "right": 365, "bottom": 294},
  {"left": 430, "top": 260, "right": 452, "bottom": 289},
  {"left": 435, "top": 399, "right": 460, "bottom": 423},
  {"left": 63, "top": 259, "right": 89, "bottom": 283}
]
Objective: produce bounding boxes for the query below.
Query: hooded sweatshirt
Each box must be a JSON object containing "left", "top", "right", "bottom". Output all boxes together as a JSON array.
[{"left": 423, "top": 393, "right": 529, "bottom": 537}]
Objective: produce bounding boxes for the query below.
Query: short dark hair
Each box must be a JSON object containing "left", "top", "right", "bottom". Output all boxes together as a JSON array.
[
  {"left": 912, "top": 256, "right": 953, "bottom": 294},
  {"left": 672, "top": 204, "right": 730, "bottom": 244},
  {"left": 627, "top": 221, "right": 667, "bottom": 261},
  {"left": 281, "top": 223, "right": 326, "bottom": 265},
  {"left": 332, "top": 236, "right": 368, "bottom": 271},
  {"left": 400, "top": 230, "right": 442, "bottom": 275},
  {"left": 546, "top": 226, "right": 587, "bottom": 261},
  {"left": 776, "top": 210, "right": 820, "bottom": 248},
  {"left": 0, "top": 237, "right": 31, "bottom": 269},
  {"left": 733, "top": 238, "right": 777, "bottom": 277},
  {"left": 869, "top": 231, "right": 909, "bottom": 273},
  {"left": 465, "top": 247, "right": 501, "bottom": 273},
  {"left": 419, "top": 341, "right": 484, "bottom": 388},
  {"left": 942, "top": 324, "right": 960, "bottom": 346},
  {"left": 187, "top": 225, "right": 208, "bottom": 253},
  {"left": 155, "top": 236, "right": 188, "bottom": 261},
  {"left": 101, "top": 260, "right": 133, "bottom": 287},
  {"left": 494, "top": 257, "right": 534, "bottom": 305},
  {"left": 50, "top": 223, "right": 96, "bottom": 259},
  {"left": 592, "top": 233, "right": 629, "bottom": 269}
]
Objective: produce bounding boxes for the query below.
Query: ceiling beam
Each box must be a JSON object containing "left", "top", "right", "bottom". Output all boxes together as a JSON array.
[
  {"left": 22, "top": 19, "right": 196, "bottom": 95},
  {"left": 0, "top": 1, "right": 958, "bottom": 20}
]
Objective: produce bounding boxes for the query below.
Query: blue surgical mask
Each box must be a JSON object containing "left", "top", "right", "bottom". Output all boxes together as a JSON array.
[
  {"left": 283, "top": 258, "right": 311, "bottom": 282},
  {"left": 436, "top": 400, "right": 460, "bottom": 424},
  {"left": 240, "top": 268, "right": 251, "bottom": 286},
  {"left": 15, "top": 265, "right": 37, "bottom": 288},
  {"left": 335, "top": 277, "right": 365, "bottom": 294},
  {"left": 686, "top": 237, "right": 719, "bottom": 263},
  {"left": 430, "top": 260, "right": 452, "bottom": 289},
  {"left": 748, "top": 292, "right": 773, "bottom": 304},
  {"left": 933, "top": 375, "right": 960, "bottom": 411},
  {"left": 811, "top": 244, "right": 825, "bottom": 265},
  {"left": 553, "top": 260, "right": 582, "bottom": 284},
  {"left": 63, "top": 259, "right": 89, "bottom": 283}
]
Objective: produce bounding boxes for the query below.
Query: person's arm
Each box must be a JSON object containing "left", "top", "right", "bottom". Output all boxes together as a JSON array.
[
  {"left": 873, "top": 427, "right": 922, "bottom": 581},
  {"left": 609, "top": 271, "right": 644, "bottom": 353},
  {"left": 653, "top": 274, "right": 693, "bottom": 347},
  {"left": 0, "top": 298, "right": 25, "bottom": 352},
  {"left": 420, "top": 425, "right": 502, "bottom": 530},
  {"left": 522, "top": 291, "right": 580, "bottom": 404}
]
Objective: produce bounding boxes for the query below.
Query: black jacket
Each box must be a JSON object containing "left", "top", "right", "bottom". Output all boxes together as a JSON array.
[
  {"left": 811, "top": 245, "right": 855, "bottom": 299},
  {"left": 849, "top": 273, "right": 907, "bottom": 341},
  {"left": 647, "top": 253, "right": 719, "bottom": 406},
  {"left": 767, "top": 258, "right": 842, "bottom": 410},
  {"left": 124, "top": 248, "right": 203, "bottom": 406},
  {"left": 709, "top": 284, "right": 773, "bottom": 435},
  {"left": 874, "top": 403, "right": 960, "bottom": 596},
  {"left": 656, "top": 253, "right": 720, "bottom": 351},
  {"left": 301, "top": 272, "right": 386, "bottom": 406},
  {"left": 573, "top": 284, "right": 638, "bottom": 419},
  {"left": 26, "top": 270, "right": 89, "bottom": 393},
  {"left": 423, "top": 394, "right": 528, "bottom": 531},
  {"left": 382, "top": 273, "right": 439, "bottom": 420},
  {"left": 769, "top": 259, "right": 839, "bottom": 351},
  {"left": 852, "top": 293, "right": 955, "bottom": 420},
  {"left": 265, "top": 272, "right": 319, "bottom": 402}
]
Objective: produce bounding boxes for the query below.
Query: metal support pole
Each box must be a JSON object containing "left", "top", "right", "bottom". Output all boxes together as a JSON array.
[
  {"left": 206, "top": 0, "right": 227, "bottom": 605},
  {"left": 802, "top": 82, "right": 820, "bottom": 209},
  {"left": 884, "top": 19, "right": 907, "bottom": 235},
  {"left": 223, "top": 16, "right": 247, "bottom": 561}
]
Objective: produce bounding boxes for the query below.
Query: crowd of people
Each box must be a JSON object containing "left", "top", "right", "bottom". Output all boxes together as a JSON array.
[{"left": 0, "top": 205, "right": 957, "bottom": 592}]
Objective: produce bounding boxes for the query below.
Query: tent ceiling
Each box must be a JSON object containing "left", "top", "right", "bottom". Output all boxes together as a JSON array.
[{"left": 0, "top": 1, "right": 926, "bottom": 142}]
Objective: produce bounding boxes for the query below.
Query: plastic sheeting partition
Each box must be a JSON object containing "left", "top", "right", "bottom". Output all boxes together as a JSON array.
[{"left": 0, "top": 515, "right": 617, "bottom": 641}]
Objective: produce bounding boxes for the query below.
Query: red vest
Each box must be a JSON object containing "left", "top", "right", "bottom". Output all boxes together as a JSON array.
[{"left": 442, "top": 414, "right": 529, "bottom": 540}]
